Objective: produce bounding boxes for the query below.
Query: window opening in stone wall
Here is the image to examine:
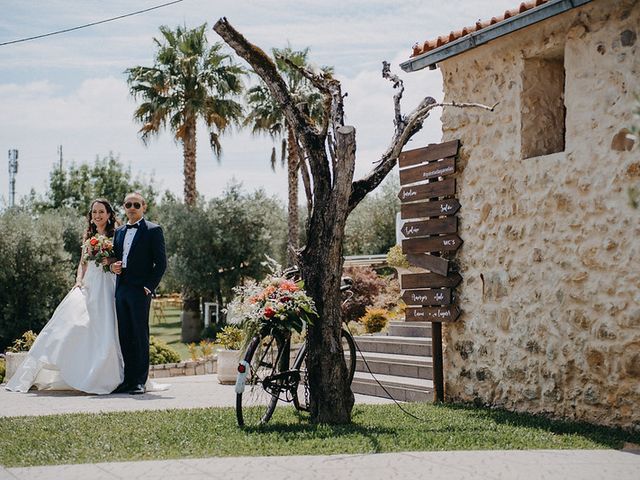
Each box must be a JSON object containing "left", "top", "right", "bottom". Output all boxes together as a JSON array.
[{"left": 521, "top": 53, "right": 566, "bottom": 159}]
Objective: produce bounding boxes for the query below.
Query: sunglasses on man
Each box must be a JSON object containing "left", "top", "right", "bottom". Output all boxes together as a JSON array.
[{"left": 124, "top": 202, "right": 142, "bottom": 209}]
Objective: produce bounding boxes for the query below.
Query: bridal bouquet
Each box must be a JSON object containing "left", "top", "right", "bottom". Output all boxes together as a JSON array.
[
  {"left": 227, "top": 273, "right": 317, "bottom": 336},
  {"left": 82, "top": 234, "right": 114, "bottom": 272}
]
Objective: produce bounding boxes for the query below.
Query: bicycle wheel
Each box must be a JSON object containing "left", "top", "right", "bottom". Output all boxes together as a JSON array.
[
  {"left": 236, "top": 332, "right": 285, "bottom": 427},
  {"left": 292, "top": 328, "right": 357, "bottom": 411}
]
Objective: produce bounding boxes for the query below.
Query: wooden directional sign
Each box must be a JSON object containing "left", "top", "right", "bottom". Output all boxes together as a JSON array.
[
  {"left": 401, "top": 272, "right": 462, "bottom": 289},
  {"left": 406, "top": 306, "right": 461, "bottom": 322},
  {"left": 399, "top": 158, "right": 456, "bottom": 186},
  {"left": 398, "top": 177, "right": 455, "bottom": 202},
  {"left": 400, "top": 198, "right": 461, "bottom": 219},
  {"left": 401, "top": 217, "right": 457, "bottom": 238},
  {"left": 403, "top": 234, "right": 463, "bottom": 254},
  {"left": 402, "top": 288, "right": 452, "bottom": 306},
  {"left": 399, "top": 140, "right": 460, "bottom": 169},
  {"left": 405, "top": 253, "right": 450, "bottom": 277}
]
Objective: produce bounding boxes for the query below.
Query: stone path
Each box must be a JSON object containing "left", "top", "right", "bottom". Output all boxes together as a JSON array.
[
  {"left": 2, "top": 449, "right": 639, "bottom": 480},
  {"left": 0, "top": 374, "right": 392, "bottom": 418},
  {"left": 1, "top": 374, "right": 638, "bottom": 479}
]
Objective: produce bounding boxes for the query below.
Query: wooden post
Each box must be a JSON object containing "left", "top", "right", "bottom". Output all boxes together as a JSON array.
[{"left": 432, "top": 321, "right": 444, "bottom": 402}]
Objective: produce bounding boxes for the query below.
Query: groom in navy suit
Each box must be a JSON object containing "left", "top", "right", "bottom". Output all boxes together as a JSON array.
[{"left": 111, "top": 192, "right": 166, "bottom": 394}]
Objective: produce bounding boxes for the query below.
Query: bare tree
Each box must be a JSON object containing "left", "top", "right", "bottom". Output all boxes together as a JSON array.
[{"left": 213, "top": 18, "right": 494, "bottom": 424}]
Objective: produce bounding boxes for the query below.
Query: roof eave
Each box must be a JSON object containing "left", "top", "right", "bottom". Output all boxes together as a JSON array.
[{"left": 400, "top": 0, "right": 594, "bottom": 73}]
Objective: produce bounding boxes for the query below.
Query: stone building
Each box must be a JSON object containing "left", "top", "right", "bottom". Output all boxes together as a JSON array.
[{"left": 401, "top": 0, "right": 639, "bottom": 429}]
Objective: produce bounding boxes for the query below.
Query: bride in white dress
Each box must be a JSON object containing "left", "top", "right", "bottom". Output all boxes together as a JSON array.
[{"left": 7, "top": 199, "right": 126, "bottom": 394}]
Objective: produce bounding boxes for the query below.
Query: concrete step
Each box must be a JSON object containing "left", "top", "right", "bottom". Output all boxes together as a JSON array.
[
  {"left": 388, "top": 321, "right": 432, "bottom": 337},
  {"left": 351, "top": 371, "right": 433, "bottom": 402},
  {"left": 354, "top": 335, "right": 432, "bottom": 357},
  {"left": 351, "top": 351, "right": 432, "bottom": 380}
]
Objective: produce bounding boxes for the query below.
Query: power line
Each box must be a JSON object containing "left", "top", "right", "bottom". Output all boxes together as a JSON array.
[{"left": 0, "top": 0, "right": 185, "bottom": 47}]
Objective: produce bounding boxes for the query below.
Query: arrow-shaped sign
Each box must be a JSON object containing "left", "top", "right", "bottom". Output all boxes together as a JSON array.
[
  {"left": 398, "top": 140, "right": 459, "bottom": 169},
  {"left": 400, "top": 199, "right": 461, "bottom": 219},
  {"left": 399, "top": 158, "right": 456, "bottom": 186},
  {"left": 398, "top": 176, "right": 455, "bottom": 202},
  {"left": 401, "top": 217, "right": 457, "bottom": 238},
  {"left": 402, "top": 288, "right": 452, "bottom": 306},
  {"left": 406, "top": 306, "right": 461, "bottom": 322},
  {"left": 402, "top": 234, "right": 463, "bottom": 254},
  {"left": 401, "top": 272, "right": 462, "bottom": 289}
]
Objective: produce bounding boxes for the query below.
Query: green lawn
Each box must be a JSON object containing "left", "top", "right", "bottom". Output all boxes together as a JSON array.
[
  {"left": 1, "top": 403, "right": 638, "bottom": 467},
  {"left": 150, "top": 305, "right": 191, "bottom": 360}
]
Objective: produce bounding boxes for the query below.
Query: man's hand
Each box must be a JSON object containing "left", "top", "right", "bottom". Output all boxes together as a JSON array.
[{"left": 111, "top": 261, "right": 123, "bottom": 274}]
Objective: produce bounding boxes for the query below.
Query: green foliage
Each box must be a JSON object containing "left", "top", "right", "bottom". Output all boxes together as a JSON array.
[
  {"left": 1, "top": 403, "right": 638, "bottom": 467},
  {"left": 245, "top": 45, "right": 331, "bottom": 166},
  {"left": 7, "top": 330, "right": 38, "bottom": 353},
  {"left": 341, "top": 266, "right": 387, "bottom": 324},
  {"left": 0, "top": 209, "right": 75, "bottom": 351},
  {"left": 41, "top": 153, "right": 157, "bottom": 218},
  {"left": 216, "top": 325, "right": 243, "bottom": 350},
  {"left": 359, "top": 307, "right": 389, "bottom": 334},
  {"left": 149, "top": 336, "right": 181, "bottom": 365},
  {"left": 344, "top": 176, "right": 400, "bottom": 255},
  {"left": 156, "top": 182, "right": 287, "bottom": 303},
  {"left": 386, "top": 244, "right": 409, "bottom": 268},
  {"left": 200, "top": 322, "right": 224, "bottom": 342},
  {"left": 0, "top": 357, "right": 5, "bottom": 383}
]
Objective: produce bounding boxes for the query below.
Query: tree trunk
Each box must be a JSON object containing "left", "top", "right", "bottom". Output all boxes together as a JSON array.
[
  {"left": 183, "top": 116, "right": 197, "bottom": 207},
  {"left": 301, "top": 126, "right": 357, "bottom": 423},
  {"left": 286, "top": 126, "right": 299, "bottom": 266},
  {"left": 181, "top": 115, "right": 201, "bottom": 342}
]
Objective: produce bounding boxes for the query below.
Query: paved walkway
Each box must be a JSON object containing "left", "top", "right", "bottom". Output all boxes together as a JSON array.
[
  {"left": 0, "top": 374, "right": 392, "bottom": 418},
  {"left": 1, "top": 374, "right": 638, "bottom": 479},
  {"left": 2, "top": 449, "right": 639, "bottom": 480}
]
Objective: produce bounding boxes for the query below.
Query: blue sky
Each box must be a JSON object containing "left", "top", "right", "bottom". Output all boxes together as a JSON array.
[{"left": 0, "top": 0, "right": 516, "bottom": 205}]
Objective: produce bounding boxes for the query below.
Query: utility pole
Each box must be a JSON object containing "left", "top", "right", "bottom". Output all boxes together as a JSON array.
[{"left": 8, "top": 149, "right": 18, "bottom": 208}]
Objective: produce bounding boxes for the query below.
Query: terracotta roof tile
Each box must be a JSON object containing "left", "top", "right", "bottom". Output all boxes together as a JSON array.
[{"left": 410, "top": 0, "right": 551, "bottom": 57}]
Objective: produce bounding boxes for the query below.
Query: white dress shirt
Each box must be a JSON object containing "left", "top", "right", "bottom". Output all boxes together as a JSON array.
[{"left": 122, "top": 219, "right": 142, "bottom": 268}]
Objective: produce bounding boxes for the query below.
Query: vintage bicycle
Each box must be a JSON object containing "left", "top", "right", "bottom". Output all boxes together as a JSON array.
[{"left": 235, "top": 272, "right": 356, "bottom": 427}]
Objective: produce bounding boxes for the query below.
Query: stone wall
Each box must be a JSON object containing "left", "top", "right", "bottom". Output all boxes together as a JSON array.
[{"left": 437, "top": 0, "right": 639, "bottom": 429}]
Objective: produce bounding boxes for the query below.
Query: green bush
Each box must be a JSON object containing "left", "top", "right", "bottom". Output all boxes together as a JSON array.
[
  {"left": 6, "top": 331, "right": 38, "bottom": 352},
  {"left": 149, "top": 336, "right": 181, "bottom": 365},
  {"left": 0, "top": 209, "right": 77, "bottom": 351},
  {"left": 0, "top": 357, "right": 5, "bottom": 383},
  {"left": 360, "top": 307, "right": 389, "bottom": 334},
  {"left": 216, "top": 325, "right": 243, "bottom": 350}
]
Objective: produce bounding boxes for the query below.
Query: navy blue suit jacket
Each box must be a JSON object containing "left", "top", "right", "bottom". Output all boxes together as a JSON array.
[{"left": 114, "top": 218, "right": 167, "bottom": 293}]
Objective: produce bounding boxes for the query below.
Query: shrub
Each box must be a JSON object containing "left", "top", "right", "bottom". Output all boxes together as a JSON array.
[
  {"left": 0, "top": 357, "right": 5, "bottom": 383},
  {"left": 216, "top": 325, "right": 243, "bottom": 350},
  {"left": 341, "top": 266, "right": 386, "bottom": 323},
  {"left": 360, "top": 307, "right": 389, "bottom": 334},
  {"left": 149, "top": 336, "right": 181, "bottom": 365},
  {"left": 6, "top": 331, "right": 38, "bottom": 353},
  {"left": 386, "top": 244, "right": 409, "bottom": 268},
  {"left": 0, "top": 209, "right": 76, "bottom": 351}
]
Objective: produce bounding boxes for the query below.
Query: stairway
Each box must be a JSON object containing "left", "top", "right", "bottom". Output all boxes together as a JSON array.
[{"left": 350, "top": 321, "right": 434, "bottom": 402}]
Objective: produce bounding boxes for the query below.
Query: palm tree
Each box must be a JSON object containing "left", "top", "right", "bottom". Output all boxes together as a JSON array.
[
  {"left": 126, "top": 24, "right": 244, "bottom": 342},
  {"left": 126, "top": 24, "right": 244, "bottom": 207},
  {"left": 244, "top": 46, "right": 331, "bottom": 265}
]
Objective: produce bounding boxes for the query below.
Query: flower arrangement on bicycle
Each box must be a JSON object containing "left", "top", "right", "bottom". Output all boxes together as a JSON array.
[{"left": 227, "top": 273, "right": 317, "bottom": 338}]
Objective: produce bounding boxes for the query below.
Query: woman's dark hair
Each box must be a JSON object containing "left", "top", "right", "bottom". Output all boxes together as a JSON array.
[{"left": 84, "top": 198, "right": 119, "bottom": 240}]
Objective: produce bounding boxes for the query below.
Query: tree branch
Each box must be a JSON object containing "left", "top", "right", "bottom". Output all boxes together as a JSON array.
[
  {"left": 382, "top": 61, "right": 405, "bottom": 131},
  {"left": 214, "top": 18, "right": 331, "bottom": 195},
  {"left": 348, "top": 63, "right": 496, "bottom": 211}
]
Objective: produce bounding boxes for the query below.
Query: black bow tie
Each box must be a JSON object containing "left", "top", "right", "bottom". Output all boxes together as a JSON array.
[{"left": 126, "top": 224, "right": 139, "bottom": 229}]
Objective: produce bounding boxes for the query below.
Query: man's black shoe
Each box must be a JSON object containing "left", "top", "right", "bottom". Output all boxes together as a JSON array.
[
  {"left": 129, "top": 384, "right": 146, "bottom": 395},
  {"left": 112, "top": 383, "right": 131, "bottom": 394}
]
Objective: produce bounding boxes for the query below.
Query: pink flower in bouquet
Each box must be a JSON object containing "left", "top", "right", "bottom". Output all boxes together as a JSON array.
[{"left": 280, "top": 280, "right": 299, "bottom": 292}]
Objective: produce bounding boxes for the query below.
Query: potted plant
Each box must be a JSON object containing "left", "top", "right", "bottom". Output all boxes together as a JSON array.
[
  {"left": 4, "top": 330, "right": 38, "bottom": 382},
  {"left": 215, "top": 325, "right": 243, "bottom": 384}
]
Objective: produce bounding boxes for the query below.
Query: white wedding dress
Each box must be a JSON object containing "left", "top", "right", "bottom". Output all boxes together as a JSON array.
[{"left": 6, "top": 262, "right": 169, "bottom": 394}]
